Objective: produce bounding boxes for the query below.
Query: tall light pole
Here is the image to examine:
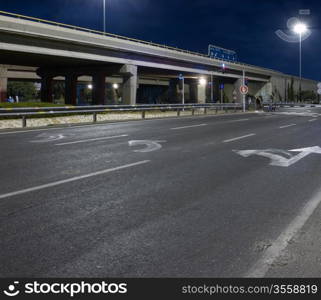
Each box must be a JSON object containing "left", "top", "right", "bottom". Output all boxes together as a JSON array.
[
  {"left": 293, "top": 22, "right": 307, "bottom": 102},
  {"left": 103, "top": 0, "right": 106, "bottom": 33}
]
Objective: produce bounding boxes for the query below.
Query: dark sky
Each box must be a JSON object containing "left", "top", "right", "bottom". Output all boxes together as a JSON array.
[{"left": 0, "top": 0, "right": 320, "bottom": 80}]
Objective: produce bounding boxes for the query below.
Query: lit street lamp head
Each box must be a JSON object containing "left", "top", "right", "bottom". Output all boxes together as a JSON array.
[
  {"left": 293, "top": 23, "right": 307, "bottom": 34},
  {"left": 199, "top": 78, "right": 207, "bottom": 86}
]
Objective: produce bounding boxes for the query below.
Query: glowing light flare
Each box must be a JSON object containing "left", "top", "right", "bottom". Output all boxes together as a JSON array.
[
  {"left": 199, "top": 78, "right": 207, "bottom": 86},
  {"left": 293, "top": 23, "right": 307, "bottom": 34}
]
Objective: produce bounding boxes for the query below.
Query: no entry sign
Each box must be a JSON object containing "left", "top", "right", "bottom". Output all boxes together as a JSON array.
[{"left": 240, "top": 85, "right": 248, "bottom": 95}]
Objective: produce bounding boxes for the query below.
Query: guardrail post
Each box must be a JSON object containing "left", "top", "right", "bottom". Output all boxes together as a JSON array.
[
  {"left": 225, "top": 107, "right": 228, "bottom": 113},
  {"left": 142, "top": 110, "right": 146, "bottom": 119},
  {"left": 216, "top": 107, "right": 218, "bottom": 114},
  {"left": 192, "top": 108, "right": 195, "bottom": 116},
  {"left": 234, "top": 105, "right": 237, "bottom": 113},
  {"left": 93, "top": 112, "right": 97, "bottom": 123},
  {"left": 22, "top": 115, "right": 27, "bottom": 128},
  {"left": 177, "top": 109, "right": 181, "bottom": 117},
  {"left": 204, "top": 108, "right": 207, "bottom": 115}
]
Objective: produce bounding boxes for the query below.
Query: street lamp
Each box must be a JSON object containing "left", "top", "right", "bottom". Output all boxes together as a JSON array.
[
  {"left": 293, "top": 22, "right": 307, "bottom": 102},
  {"left": 103, "top": 0, "right": 106, "bottom": 33},
  {"left": 113, "top": 83, "right": 119, "bottom": 89},
  {"left": 199, "top": 78, "right": 207, "bottom": 86}
]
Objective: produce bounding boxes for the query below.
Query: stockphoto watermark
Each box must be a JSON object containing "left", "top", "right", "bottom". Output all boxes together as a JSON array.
[{"left": 2, "top": 280, "right": 127, "bottom": 297}]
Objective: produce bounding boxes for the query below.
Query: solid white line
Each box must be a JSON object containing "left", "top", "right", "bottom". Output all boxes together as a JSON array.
[
  {"left": 279, "top": 124, "right": 296, "bottom": 129},
  {"left": 171, "top": 124, "right": 207, "bottom": 130},
  {"left": 228, "top": 118, "right": 250, "bottom": 123},
  {"left": 246, "top": 188, "right": 321, "bottom": 277},
  {"left": 223, "top": 133, "right": 256, "bottom": 143},
  {"left": 0, "top": 160, "right": 150, "bottom": 200},
  {"left": 55, "top": 134, "right": 128, "bottom": 146},
  {"left": 308, "top": 119, "right": 317, "bottom": 122}
]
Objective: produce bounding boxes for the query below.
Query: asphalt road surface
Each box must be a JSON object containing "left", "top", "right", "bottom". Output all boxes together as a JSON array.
[{"left": 1, "top": 107, "right": 321, "bottom": 278}]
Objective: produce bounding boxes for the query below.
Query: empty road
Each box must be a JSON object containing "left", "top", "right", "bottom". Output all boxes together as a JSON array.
[{"left": 1, "top": 107, "right": 321, "bottom": 277}]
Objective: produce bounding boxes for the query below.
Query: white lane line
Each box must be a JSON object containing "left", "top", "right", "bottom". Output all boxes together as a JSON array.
[
  {"left": 246, "top": 188, "right": 321, "bottom": 278},
  {"left": 0, "top": 123, "right": 127, "bottom": 135},
  {"left": 171, "top": 124, "right": 207, "bottom": 130},
  {"left": 308, "top": 119, "right": 318, "bottom": 122},
  {"left": 279, "top": 124, "right": 296, "bottom": 129},
  {"left": 223, "top": 133, "right": 256, "bottom": 143},
  {"left": 0, "top": 160, "right": 150, "bottom": 200},
  {"left": 55, "top": 134, "right": 128, "bottom": 146},
  {"left": 228, "top": 118, "right": 250, "bottom": 123},
  {"left": 0, "top": 127, "right": 62, "bottom": 135}
]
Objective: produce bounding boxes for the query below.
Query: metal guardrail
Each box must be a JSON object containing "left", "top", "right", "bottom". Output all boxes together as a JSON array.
[
  {"left": 0, "top": 10, "right": 279, "bottom": 75},
  {"left": 0, "top": 103, "right": 243, "bottom": 128},
  {"left": 263, "top": 102, "right": 320, "bottom": 108}
]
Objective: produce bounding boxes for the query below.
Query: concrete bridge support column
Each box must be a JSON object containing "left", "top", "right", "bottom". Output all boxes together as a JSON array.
[
  {"left": 169, "top": 79, "right": 179, "bottom": 103},
  {"left": 188, "top": 79, "right": 207, "bottom": 103},
  {"left": 197, "top": 82, "right": 206, "bottom": 104},
  {"left": 41, "top": 75, "right": 54, "bottom": 103},
  {"left": 0, "top": 65, "right": 8, "bottom": 102},
  {"left": 189, "top": 80, "right": 198, "bottom": 103},
  {"left": 121, "top": 65, "right": 137, "bottom": 105},
  {"left": 92, "top": 73, "right": 106, "bottom": 105},
  {"left": 234, "top": 78, "right": 243, "bottom": 103},
  {"left": 65, "top": 74, "right": 78, "bottom": 105}
]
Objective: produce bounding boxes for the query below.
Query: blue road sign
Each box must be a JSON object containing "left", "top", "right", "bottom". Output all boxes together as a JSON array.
[{"left": 208, "top": 45, "right": 237, "bottom": 61}]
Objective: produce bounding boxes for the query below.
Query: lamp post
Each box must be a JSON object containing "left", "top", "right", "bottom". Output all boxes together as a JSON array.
[
  {"left": 293, "top": 22, "right": 307, "bottom": 102},
  {"left": 103, "top": 0, "right": 106, "bottom": 33}
]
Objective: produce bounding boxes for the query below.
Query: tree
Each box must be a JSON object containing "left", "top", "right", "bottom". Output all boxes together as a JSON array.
[
  {"left": 301, "top": 90, "right": 317, "bottom": 102},
  {"left": 287, "top": 78, "right": 295, "bottom": 102},
  {"left": 8, "top": 81, "right": 38, "bottom": 101},
  {"left": 52, "top": 82, "right": 65, "bottom": 102}
]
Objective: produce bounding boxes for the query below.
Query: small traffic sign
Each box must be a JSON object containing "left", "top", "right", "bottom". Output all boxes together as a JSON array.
[
  {"left": 317, "top": 82, "right": 321, "bottom": 89},
  {"left": 240, "top": 85, "right": 248, "bottom": 95},
  {"left": 317, "top": 89, "right": 321, "bottom": 95}
]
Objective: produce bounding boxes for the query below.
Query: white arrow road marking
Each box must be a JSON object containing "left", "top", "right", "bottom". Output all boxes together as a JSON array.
[
  {"left": 129, "top": 140, "right": 166, "bottom": 153},
  {"left": 30, "top": 134, "right": 65, "bottom": 143},
  {"left": 234, "top": 146, "right": 321, "bottom": 167}
]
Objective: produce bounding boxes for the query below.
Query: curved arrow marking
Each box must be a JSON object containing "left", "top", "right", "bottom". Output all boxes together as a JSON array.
[
  {"left": 129, "top": 140, "right": 166, "bottom": 153},
  {"left": 30, "top": 134, "right": 65, "bottom": 143},
  {"left": 234, "top": 146, "right": 321, "bottom": 167}
]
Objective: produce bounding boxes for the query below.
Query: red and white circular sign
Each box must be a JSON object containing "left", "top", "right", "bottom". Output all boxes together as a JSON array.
[{"left": 240, "top": 85, "right": 248, "bottom": 95}]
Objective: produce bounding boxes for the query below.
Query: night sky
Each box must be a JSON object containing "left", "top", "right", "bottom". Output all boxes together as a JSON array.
[{"left": 1, "top": 0, "right": 320, "bottom": 81}]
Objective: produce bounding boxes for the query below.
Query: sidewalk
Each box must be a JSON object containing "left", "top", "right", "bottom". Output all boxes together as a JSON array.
[{"left": 266, "top": 204, "right": 321, "bottom": 277}]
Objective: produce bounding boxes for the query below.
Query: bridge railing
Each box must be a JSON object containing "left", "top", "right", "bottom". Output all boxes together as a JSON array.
[
  {"left": 0, "top": 10, "right": 278, "bottom": 74},
  {"left": 0, "top": 103, "right": 243, "bottom": 128}
]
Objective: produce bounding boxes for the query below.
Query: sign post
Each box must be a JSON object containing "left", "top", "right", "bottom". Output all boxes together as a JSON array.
[
  {"left": 219, "top": 83, "right": 224, "bottom": 108},
  {"left": 211, "top": 74, "right": 214, "bottom": 102},
  {"left": 179, "top": 74, "right": 185, "bottom": 105},
  {"left": 242, "top": 70, "right": 246, "bottom": 112}
]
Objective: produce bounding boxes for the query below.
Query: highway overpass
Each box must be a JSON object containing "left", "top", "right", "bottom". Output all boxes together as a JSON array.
[{"left": 0, "top": 10, "right": 317, "bottom": 105}]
